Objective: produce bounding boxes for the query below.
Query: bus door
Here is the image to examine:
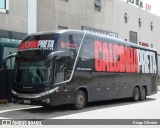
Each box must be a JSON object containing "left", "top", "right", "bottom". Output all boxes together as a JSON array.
[{"left": 53, "top": 56, "right": 71, "bottom": 105}]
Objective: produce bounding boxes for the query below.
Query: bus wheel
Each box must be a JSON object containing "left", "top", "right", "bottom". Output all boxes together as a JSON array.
[
  {"left": 140, "top": 87, "right": 147, "bottom": 101},
  {"left": 132, "top": 87, "right": 140, "bottom": 102},
  {"left": 74, "top": 90, "right": 86, "bottom": 110}
]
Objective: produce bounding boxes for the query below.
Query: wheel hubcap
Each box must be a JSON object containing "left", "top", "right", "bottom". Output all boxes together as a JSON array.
[
  {"left": 135, "top": 89, "right": 139, "bottom": 100},
  {"left": 77, "top": 95, "right": 84, "bottom": 105},
  {"left": 141, "top": 88, "right": 146, "bottom": 99}
]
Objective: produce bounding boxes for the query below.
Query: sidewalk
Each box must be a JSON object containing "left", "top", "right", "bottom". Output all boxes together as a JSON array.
[{"left": 0, "top": 103, "right": 35, "bottom": 111}]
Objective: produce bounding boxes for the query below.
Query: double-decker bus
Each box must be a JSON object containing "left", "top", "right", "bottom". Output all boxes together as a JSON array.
[{"left": 4, "top": 30, "right": 158, "bottom": 109}]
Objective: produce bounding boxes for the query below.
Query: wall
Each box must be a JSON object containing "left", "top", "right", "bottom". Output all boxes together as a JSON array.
[{"left": 0, "top": 0, "right": 28, "bottom": 33}]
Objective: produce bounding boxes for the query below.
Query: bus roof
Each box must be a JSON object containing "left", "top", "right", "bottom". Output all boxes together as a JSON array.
[
  {"left": 27, "top": 30, "right": 157, "bottom": 52},
  {"left": 28, "top": 30, "right": 84, "bottom": 36}
]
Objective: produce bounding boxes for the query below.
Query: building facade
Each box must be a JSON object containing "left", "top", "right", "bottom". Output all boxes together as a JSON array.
[
  {"left": 0, "top": 0, "right": 27, "bottom": 69},
  {"left": 0, "top": 0, "right": 160, "bottom": 77}
]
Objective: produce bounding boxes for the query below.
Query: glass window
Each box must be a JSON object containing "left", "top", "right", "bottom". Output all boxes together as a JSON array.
[
  {"left": 0, "top": 0, "right": 5, "bottom": 9},
  {"left": 55, "top": 33, "right": 83, "bottom": 83},
  {"left": 129, "top": 31, "right": 137, "bottom": 44},
  {"left": 78, "top": 36, "right": 94, "bottom": 69},
  {"left": 81, "top": 37, "right": 94, "bottom": 60},
  {"left": 59, "top": 33, "right": 82, "bottom": 55},
  {"left": 15, "top": 60, "right": 52, "bottom": 85},
  {"left": 55, "top": 34, "right": 80, "bottom": 83},
  {"left": 55, "top": 55, "right": 71, "bottom": 83},
  {"left": 0, "top": 0, "right": 8, "bottom": 13},
  {"left": 0, "top": 38, "right": 20, "bottom": 69}
]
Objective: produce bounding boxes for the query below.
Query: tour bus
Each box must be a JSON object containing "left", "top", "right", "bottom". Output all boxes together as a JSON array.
[{"left": 4, "top": 30, "right": 158, "bottom": 109}]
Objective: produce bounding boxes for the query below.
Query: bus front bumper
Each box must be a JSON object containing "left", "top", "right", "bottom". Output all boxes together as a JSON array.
[
  {"left": 11, "top": 88, "right": 59, "bottom": 106},
  {"left": 12, "top": 94, "right": 54, "bottom": 106}
]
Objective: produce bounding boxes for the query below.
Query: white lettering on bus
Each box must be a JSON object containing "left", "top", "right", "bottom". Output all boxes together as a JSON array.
[
  {"left": 38, "top": 40, "right": 54, "bottom": 50},
  {"left": 137, "top": 49, "right": 157, "bottom": 74}
]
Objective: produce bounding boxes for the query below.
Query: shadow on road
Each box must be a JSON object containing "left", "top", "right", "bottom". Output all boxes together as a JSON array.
[{"left": 0, "top": 98, "right": 156, "bottom": 119}]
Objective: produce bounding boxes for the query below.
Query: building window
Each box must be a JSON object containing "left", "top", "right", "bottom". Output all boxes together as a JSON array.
[
  {"left": 124, "top": 13, "right": 129, "bottom": 23},
  {"left": 150, "top": 22, "right": 154, "bottom": 31},
  {"left": 0, "top": 0, "right": 9, "bottom": 13},
  {"left": 58, "top": 26, "right": 68, "bottom": 30},
  {"left": 130, "top": 31, "right": 137, "bottom": 44},
  {"left": 151, "top": 44, "right": 153, "bottom": 48},
  {"left": 95, "top": 0, "right": 102, "bottom": 12},
  {"left": 138, "top": 18, "right": 142, "bottom": 28},
  {"left": 0, "top": 0, "right": 5, "bottom": 9}
]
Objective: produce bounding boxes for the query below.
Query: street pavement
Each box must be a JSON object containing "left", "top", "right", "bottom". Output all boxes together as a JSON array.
[
  {"left": 0, "top": 91, "right": 160, "bottom": 128},
  {"left": 0, "top": 91, "right": 160, "bottom": 119}
]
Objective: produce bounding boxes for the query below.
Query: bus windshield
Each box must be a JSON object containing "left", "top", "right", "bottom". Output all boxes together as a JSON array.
[
  {"left": 15, "top": 60, "right": 51, "bottom": 85},
  {"left": 14, "top": 32, "right": 84, "bottom": 86}
]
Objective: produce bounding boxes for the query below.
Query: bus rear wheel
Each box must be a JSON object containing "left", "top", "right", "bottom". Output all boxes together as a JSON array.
[
  {"left": 140, "top": 87, "right": 147, "bottom": 101},
  {"left": 132, "top": 87, "right": 140, "bottom": 102},
  {"left": 74, "top": 90, "right": 86, "bottom": 110}
]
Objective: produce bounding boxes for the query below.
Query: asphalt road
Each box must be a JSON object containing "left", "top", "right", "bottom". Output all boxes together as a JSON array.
[{"left": 0, "top": 92, "right": 160, "bottom": 120}]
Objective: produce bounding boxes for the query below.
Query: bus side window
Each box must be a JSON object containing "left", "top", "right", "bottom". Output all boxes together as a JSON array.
[
  {"left": 55, "top": 56, "right": 71, "bottom": 83},
  {"left": 79, "top": 37, "right": 94, "bottom": 69},
  {"left": 55, "top": 33, "right": 83, "bottom": 83}
]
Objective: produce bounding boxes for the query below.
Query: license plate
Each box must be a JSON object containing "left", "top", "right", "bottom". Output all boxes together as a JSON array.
[{"left": 24, "top": 100, "right": 31, "bottom": 104}]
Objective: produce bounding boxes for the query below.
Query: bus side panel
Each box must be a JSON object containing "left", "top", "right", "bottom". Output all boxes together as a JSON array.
[
  {"left": 142, "top": 75, "right": 158, "bottom": 96},
  {"left": 113, "top": 73, "right": 141, "bottom": 98},
  {"left": 70, "top": 33, "right": 158, "bottom": 104},
  {"left": 75, "top": 71, "right": 92, "bottom": 101},
  {"left": 91, "top": 72, "right": 119, "bottom": 101}
]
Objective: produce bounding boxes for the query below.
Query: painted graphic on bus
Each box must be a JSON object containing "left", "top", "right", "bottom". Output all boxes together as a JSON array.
[
  {"left": 18, "top": 40, "right": 54, "bottom": 51},
  {"left": 94, "top": 40, "right": 157, "bottom": 74}
]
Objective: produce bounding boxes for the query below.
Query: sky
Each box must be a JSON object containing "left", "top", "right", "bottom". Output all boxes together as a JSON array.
[{"left": 144, "top": 0, "right": 160, "bottom": 16}]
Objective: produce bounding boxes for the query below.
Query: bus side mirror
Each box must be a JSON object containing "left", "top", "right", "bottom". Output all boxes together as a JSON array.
[
  {"left": 46, "top": 51, "right": 69, "bottom": 67},
  {"left": 2, "top": 53, "right": 17, "bottom": 70}
]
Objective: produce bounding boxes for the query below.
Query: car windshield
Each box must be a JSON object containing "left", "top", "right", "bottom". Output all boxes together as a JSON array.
[{"left": 15, "top": 60, "right": 52, "bottom": 85}]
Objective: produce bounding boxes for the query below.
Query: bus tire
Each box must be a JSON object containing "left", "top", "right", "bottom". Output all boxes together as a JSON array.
[
  {"left": 74, "top": 90, "right": 86, "bottom": 110},
  {"left": 132, "top": 87, "right": 140, "bottom": 102},
  {"left": 140, "top": 86, "right": 147, "bottom": 101}
]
